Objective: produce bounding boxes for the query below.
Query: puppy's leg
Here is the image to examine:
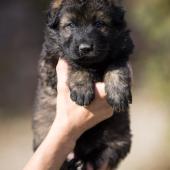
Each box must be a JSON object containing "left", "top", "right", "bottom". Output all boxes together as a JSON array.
[
  {"left": 84, "top": 140, "right": 131, "bottom": 170},
  {"left": 33, "top": 85, "right": 56, "bottom": 150},
  {"left": 33, "top": 56, "right": 58, "bottom": 150},
  {"left": 104, "top": 63, "right": 132, "bottom": 112},
  {"left": 68, "top": 68, "right": 95, "bottom": 106},
  {"left": 77, "top": 111, "right": 131, "bottom": 170}
]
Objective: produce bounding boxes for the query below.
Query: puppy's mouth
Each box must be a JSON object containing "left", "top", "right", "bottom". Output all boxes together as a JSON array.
[
  {"left": 72, "top": 55, "right": 96, "bottom": 62},
  {"left": 72, "top": 53, "right": 108, "bottom": 67},
  {"left": 71, "top": 48, "right": 96, "bottom": 61},
  {"left": 76, "top": 55, "right": 97, "bottom": 62}
]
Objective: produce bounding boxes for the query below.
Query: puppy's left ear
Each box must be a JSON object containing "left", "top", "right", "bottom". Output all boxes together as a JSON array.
[
  {"left": 108, "top": 0, "right": 123, "bottom": 7},
  {"left": 112, "top": 6, "right": 126, "bottom": 29},
  {"left": 120, "top": 31, "right": 134, "bottom": 57}
]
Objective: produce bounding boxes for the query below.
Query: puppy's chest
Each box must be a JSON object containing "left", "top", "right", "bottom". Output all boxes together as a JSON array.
[
  {"left": 89, "top": 68, "right": 105, "bottom": 82},
  {"left": 74, "top": 59, "right": 110, "bottom": 80}
]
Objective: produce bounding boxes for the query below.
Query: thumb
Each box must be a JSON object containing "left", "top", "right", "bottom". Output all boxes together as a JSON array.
[
  {"left": 56, "top": 59, "right": 69, "bottom": 91},
  {"left": 95, "top": 82, "right": 106, "bottom": 99}
]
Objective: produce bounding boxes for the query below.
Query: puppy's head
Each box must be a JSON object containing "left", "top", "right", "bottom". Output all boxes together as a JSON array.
[{"left": 48, "top": 0, "right": 132, "bottom": 66}]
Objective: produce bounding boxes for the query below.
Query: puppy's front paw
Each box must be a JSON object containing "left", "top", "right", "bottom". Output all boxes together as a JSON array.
[
  {"left": 70, "top": 85, "right": 95, "bottom": 106},
  {"left": 106, "top": 86, "right": 131, "bottom": 112}
]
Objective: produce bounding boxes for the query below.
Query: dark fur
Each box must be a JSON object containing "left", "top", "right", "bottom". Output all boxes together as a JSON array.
[{"left": 33, "top": 0, "right": 134, "bottom": 169}]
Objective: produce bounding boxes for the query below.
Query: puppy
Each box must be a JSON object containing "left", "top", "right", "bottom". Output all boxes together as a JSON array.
[{"left": 33, "top": 0, "right": 134, "bottom": 169}]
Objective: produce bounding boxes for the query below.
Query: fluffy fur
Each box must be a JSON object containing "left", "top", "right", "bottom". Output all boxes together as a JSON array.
[{"left": 33, "top": 0, "right": 134, "bottom": 169}]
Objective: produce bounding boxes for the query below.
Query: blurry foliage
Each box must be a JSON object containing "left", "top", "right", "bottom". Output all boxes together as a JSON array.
[
  {"left": 130, "top": 0, "right": 170, "bottom": 101},
  {"left": 134, "top": 0, "right": 170, "bottom": 45}
]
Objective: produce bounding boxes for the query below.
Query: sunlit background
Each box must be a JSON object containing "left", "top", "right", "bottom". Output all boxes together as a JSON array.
[{"left": 0, "top": 0, "right": 169, "bottom": 169}]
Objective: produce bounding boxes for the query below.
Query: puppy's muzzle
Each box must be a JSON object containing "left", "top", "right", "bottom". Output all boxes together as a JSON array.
[{"left": 79, "top": 43, "right": 94, "bottom": 56}]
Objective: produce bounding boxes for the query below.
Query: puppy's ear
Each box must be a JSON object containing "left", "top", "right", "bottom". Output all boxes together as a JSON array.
[
  {"left": 47, "top": 0, "right": 63, "bottom": 29},
  {"left": 112, "top": 6, "right": 126, "bottom": 29},
  {"left": 120, "top": 31, "right": 134, "bottom": 56},
  {"left": 47, "top": 8, "right": 59, "bottom": 29}
]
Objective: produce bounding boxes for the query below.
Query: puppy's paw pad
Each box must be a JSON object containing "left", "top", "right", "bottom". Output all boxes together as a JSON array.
[{"left": 70, "top": 86, "right": 94, "bottom": 106}]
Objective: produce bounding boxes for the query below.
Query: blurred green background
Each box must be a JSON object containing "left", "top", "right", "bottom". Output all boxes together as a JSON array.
[{"left": 0, "top": 0, "right": 169, "bottom": 170}]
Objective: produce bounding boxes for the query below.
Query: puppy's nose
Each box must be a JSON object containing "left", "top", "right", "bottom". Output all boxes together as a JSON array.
[{"left": 79, "top": 43, "right": 93, "bottom": 55}]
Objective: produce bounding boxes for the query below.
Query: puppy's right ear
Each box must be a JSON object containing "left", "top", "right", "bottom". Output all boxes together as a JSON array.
[
  {"left": 52, "top": 0, "right": 63, "bottom": 8},
  {"left": 47, "top": 0, "right": 63, "bottom": 29},
  {"left": 47, "top": 8, "right": 59, "bottom": 29}
]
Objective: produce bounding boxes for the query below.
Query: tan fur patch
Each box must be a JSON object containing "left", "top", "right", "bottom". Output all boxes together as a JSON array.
[
  {"left": 60, "top": 13, "right": 75, "bottom": 27},
  {"left": 60, "top": 13, "right": 76, "bottom": 38},
  {"left": 52, "top": 0, "right": 62, "bottom": 9},
  {"left": 68, "top": 70, "right": 91, "bottom": 88},
  {"left": 96, "top": 11, "right": 111, "bottom": 24},
  {"left": 105, "top": 69, "right": 123, "bottom": 88}
]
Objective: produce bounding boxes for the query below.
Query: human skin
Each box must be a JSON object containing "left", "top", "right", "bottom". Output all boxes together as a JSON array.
[{"left": 23, "top": 59, "right": 113, "bottom": 170}]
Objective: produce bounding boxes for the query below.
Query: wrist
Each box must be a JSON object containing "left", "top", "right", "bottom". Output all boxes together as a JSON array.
[
  {"left": 27, "top": 119, "right": 77, "bottom": 170},
  {"left": 49, "top": 118, "right": 78, "bottom": 151}
]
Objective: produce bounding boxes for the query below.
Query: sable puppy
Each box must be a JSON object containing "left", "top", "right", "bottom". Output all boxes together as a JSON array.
[{"left": 33, "top": 0, "right": 134, "bottom": 170}]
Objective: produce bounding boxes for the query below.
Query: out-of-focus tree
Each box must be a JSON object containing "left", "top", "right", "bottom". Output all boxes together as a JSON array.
[{"left": 127, "top": 0, "right": 170, "bottom": 101}]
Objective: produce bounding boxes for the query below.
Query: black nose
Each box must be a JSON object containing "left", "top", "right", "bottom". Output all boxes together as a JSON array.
[{"left": 79, "top": 43, "right": 93, "bottom": 55}]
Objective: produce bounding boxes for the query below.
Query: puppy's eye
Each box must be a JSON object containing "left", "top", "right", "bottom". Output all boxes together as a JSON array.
[
  {"left": 65, "top": 22, "right": 76, "bottom": 29},
  {"left": 95, "top": 21, "right": 106, "bottom": 28}
]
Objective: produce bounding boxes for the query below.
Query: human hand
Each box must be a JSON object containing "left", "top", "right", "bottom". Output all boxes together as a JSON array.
[
  {"left": 53, "top": 59, "right": 113, "bottom": 141},
  {"left": 23, "top": 59, "right": 113, "bottom": 170}
]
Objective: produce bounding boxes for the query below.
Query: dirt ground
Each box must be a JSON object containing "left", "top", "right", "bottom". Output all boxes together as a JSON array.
[{"left": 0, "top": 92, "right": 170, "bottom": 170}]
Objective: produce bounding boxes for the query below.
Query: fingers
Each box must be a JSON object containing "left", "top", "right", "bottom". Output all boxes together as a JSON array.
[{"left": 56, "top": 59, "right": 69, "bottom": 91}]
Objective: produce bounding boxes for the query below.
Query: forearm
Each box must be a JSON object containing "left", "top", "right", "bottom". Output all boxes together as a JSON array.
[{"left": 23, "top": 120, "right": 76, "bottom": 170}]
